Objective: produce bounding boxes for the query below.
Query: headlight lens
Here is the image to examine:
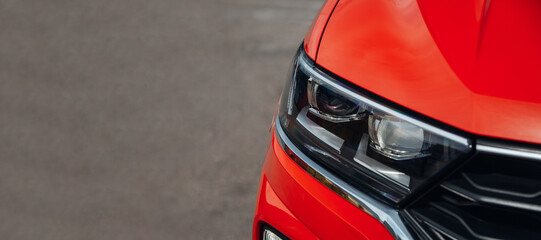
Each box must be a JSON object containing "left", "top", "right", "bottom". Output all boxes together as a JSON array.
[
  {"left": 278, "top": 48, "right": 472, "bottom": 204},
  {"left": 368, "top": 114, "right": 428, "bottom": 160}
]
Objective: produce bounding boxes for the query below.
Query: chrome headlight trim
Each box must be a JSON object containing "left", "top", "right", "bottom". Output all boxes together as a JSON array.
[
  {"left": 275, "top": 116, "right": 414, "bottom": 240},
  {"left": 297, "top": 53, "right": 470, "bottom": 146}
]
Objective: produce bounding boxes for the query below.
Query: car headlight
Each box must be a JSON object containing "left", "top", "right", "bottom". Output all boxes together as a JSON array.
[{"left": 278, "top": 48, "right": 473, "bottom": 204}]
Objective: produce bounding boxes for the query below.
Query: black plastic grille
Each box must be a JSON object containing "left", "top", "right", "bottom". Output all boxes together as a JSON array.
[{"left": 404, "top": 147, "right": 541, "bottom": 240}]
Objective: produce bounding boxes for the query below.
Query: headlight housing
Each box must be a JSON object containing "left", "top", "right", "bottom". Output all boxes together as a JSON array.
[{"left": 278, "top": 48, "right": 473, "bottom": 204}]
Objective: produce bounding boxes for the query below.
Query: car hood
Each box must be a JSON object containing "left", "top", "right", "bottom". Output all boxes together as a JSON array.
[{"left": 315, "top": 0, "right": 541, "bottom": 144}]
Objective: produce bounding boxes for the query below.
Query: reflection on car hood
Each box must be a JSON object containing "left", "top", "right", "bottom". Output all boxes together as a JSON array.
[
  {"left": 418, "top": 0, "right": 541, "bottom": 103},
  {"left": 316, "top": 0, "right": 541, "bottom": 144}
]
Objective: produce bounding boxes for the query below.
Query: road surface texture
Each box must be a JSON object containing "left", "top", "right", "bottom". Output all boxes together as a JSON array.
[{"left": 0, "top": 0, "right": 324, "bottom": 239}]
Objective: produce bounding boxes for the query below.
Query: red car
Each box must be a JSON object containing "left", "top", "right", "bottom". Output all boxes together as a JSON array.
[{"left": 253, "top": 0, "right": 541, "bottom": 239}]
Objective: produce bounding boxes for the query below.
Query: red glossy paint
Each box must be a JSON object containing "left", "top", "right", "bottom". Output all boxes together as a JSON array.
[
  {"left": 252, "top": 124, "right": 394, "bottom": 240},
  {"left": 255, "top": 0, "right": 541, "bottom": 239},
  {"left": 317, "top": 0, "right": 541, "bottom": 144},
  {"left": 303, "top": 0, "right": 339, "bottom": 60},
  {"left": 252, "top": 175, "right": 317, "bottom": 240}
]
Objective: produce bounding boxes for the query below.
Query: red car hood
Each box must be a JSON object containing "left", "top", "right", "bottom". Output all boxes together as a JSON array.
[{"left": 316, "top": 0, "right": 541, "bottom": 144}]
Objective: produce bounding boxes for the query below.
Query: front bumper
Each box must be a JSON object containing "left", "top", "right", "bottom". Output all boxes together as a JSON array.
[
  {"left": 255, "top": 115, "right": 541, "bottom": 239},
  {"left": 252, "top": 120, "right": 397, "bottom": 239}
]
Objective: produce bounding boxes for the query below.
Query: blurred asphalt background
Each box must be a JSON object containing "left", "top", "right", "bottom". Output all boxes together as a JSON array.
[{"left": 0, "top": 0, "right": 324, "bottom": 239}]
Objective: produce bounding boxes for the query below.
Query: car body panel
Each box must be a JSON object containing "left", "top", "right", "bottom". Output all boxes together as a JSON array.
[
  {"left": 303, "top": 0, "right": 339, "bottom": 60},
  {"left": 252, "top": 175, "right": 318, "bottom": 240},
  {"left": 252, "top": 124, "right": 394, "bottom": 239},
  {"left": 316, "top": 0, "right": 541, "bottom": 144},
  {"left": 254, "top": 0, "right": 541, "bottom": 239},
  {"left": 419, "top": 0, "right": 541, "bottom": 103}
]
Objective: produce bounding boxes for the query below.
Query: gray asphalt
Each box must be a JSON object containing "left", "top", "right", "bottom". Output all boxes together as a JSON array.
[{"left": 0, "top": 0, "right": 324, "bottom": 239}]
